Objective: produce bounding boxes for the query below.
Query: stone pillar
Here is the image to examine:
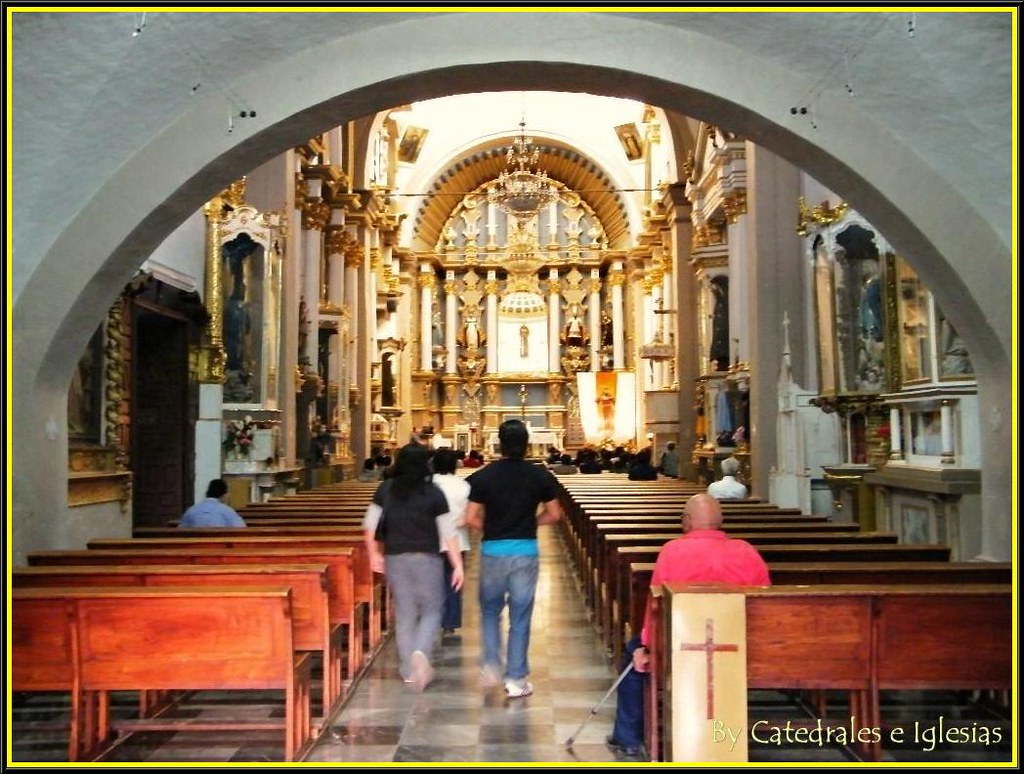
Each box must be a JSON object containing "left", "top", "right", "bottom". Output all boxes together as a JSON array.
[
  {"left": 588, "top": 270, "right": 601, "bottom": 370},
  {"left": 419, "top": 266, "right": 434, "bottom": 371},
  {"left": 345, "top": 232, "right": 366, "bottom": 460},
  {"left": 327, "top": 219, "right": 347, "bottom": 301},
  {"left": 610, "top": 263, "right": 626, "bottom": 369},
  {"left": 728, "top": 214, "right": 751, "bottom": 367},
  {"left": 940, "top": 401, "right": 955, "bottom": 464},
  {"left": 282, "top": 164, "right": 302, "bottom": 466},
  {"left": 662, "top": 265, "right": 675, "bottom": 386},
  {"left": 651, "top": 280, "right": 664, "bottom": 388},
  {"left": 643, "top": 285, "right": 656, "bottom": 390},
  {"left": 355, "top": 233, "right": 374, "bottom": 461},
  {"left": 486, "top": 272, "right": 499, "bottom": 374},
  {"left": 301, "top": 192, "right": 328, "bottom": 369},
  {"left": 548, "top": 268, "right": 561, "bottom": 373},
  {"left": 444, "top": 272, "right": 457, "bottom": 375},
  {"left": 667, "top": 186, "right": 696, "bottom": 479},
  {"left": 744, "top": 144, "right": 803, "bottom": 498},
  {"left": 486, "top": 201, "right": 498, "bottom": 251},
  {"left": 197, "top": 199, "right": 226, "bottom": 494},
  {"left": 889, "top": 406, "right": 903, "bottom": 460},
  {"left": 368, "top": 236, "right": 380, "bottom": 373},
  {"left": 326, "top": 222, "right": 347, "bottom": 439}
]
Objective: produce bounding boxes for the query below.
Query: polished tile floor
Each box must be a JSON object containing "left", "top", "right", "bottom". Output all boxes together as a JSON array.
[
  {"left": 306, "top": 527, "right": 627, "bottom": 764},
  {"left": 11, "top": 525, "right": 1013, "bottom": 764}
]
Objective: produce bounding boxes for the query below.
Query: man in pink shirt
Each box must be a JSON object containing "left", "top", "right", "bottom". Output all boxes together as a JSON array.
[{"left": 607, "top": 493, "right": 771, "bottom": 758}]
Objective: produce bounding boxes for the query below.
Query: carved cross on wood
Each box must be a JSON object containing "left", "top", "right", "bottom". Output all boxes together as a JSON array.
[{"left": 679, "top": 618, "right": 739, "bottom": 719}]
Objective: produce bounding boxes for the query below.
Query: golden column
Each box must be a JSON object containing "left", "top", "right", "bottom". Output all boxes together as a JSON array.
[{"left": 200, "top": 198, "right": 226, "bottom": 383}]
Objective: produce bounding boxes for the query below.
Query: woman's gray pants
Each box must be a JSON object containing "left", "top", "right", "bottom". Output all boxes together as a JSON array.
[{"left": 385, "top": 552, "right": 446, "bottom": 677}]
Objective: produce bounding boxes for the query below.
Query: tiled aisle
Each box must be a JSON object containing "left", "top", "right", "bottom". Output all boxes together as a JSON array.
[{"left": 307, "top": 526, "right": 628, "bottom": 763}]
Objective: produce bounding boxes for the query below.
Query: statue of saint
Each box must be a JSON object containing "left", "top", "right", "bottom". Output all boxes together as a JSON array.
[
  {"left": 520, "top": 324, "right": 529, "bottom": 358},
  {"left": 564, "top": 303, "right": 585, "bottom": 346},
  {"left": 463, "top": 309, "right": 481, "bottom": 351},
  {"left": 600, "top": 308, "right": 614, "bottom": 348}
]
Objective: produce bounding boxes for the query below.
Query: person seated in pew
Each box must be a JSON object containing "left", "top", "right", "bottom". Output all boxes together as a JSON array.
[
  {"left": 358, "top": 457, "right": 382, "bottom": 482},
  {"left": 179, "top": 479, "right": 247, "bottom": 528},
  {"left": 549, "top": 453, "right": 579, "bottom": 475},
  {"left": 707, "top": 456, "right": 748, "bottom": 500},
  {"left": 607, "top": 493, "right": 770, "bottom": 758},
  {"left": 577, "top": 449, "right": 603, "bottom": 475},
  {"left": 627, "top": 448, "right": 659, "bottom": 481},
  {"left": 658, "top": 441, "right": 680, "bottom": 479}
]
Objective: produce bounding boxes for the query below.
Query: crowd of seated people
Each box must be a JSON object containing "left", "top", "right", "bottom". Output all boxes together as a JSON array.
[{"left": 543, "top": 445, "right": 666, "bottom": 479}]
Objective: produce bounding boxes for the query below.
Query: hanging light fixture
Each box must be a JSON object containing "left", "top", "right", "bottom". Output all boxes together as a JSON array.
[{"left": 488, "top": 119, "right": 559, "bottom": 221}]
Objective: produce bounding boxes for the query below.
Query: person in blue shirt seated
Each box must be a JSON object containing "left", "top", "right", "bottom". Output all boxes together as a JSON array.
[{"left": 179, "top": 479, "right": 247, "bottom": 528}]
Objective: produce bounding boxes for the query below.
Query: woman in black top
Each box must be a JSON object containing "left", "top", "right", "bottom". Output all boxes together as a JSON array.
[{"left": 363, "top": 443, "right": 464, "bottom": 691}]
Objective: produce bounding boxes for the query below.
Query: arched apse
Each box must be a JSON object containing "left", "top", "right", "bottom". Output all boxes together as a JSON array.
[{"left": 12, "top": 12, "right": 1012, "bottom": 561}]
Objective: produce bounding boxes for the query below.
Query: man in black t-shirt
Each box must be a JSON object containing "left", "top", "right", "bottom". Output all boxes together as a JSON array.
[{"left": 465, "top": 420, "right": 562, "bottom": 698}]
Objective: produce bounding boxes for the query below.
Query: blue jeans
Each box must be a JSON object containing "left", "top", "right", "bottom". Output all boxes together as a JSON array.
[
  {"left": 478, "top": 554, "right": 539, "bottom": 681},
  {"left": 611, "top": 636, "right": 646, "bottom": 748}
]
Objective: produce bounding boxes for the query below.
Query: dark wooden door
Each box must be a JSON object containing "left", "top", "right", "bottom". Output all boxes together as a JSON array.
[{"left": 132, "top": 311, "right": 190, "bottom": 527}]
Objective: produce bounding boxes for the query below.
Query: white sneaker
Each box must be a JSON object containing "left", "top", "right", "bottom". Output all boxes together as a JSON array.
[
  {"left": 504, "top": 680, "right": 534, "bottom": 698},
  {"left": 479, "top": 663, "right": 503, "bottom": 689},
  {"left": 409, "top": 650, "right": 434, "bottom": 692}
]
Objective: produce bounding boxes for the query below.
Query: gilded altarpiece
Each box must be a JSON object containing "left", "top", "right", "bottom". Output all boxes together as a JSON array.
[{"left": 413, "top": 180, "right": 628, "bottom": 454}]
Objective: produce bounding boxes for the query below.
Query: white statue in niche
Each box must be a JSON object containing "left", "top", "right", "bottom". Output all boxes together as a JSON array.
[
  {"left": 563, "top": 303, "right": 586, "bottom": 346},
  {"left": 463, "top": 308, "right": 481, "bottom": 351}
]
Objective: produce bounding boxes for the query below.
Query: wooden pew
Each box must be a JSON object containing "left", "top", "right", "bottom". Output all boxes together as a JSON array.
[
  {"left": 134, "top": 525, "right": 364, "bottom": 538},
  {"left": 569, "top": 515, "right": 847, "bottom": 580},
  {"left": 590, "top": 526, "right": 880, "bottom": 615},
  {"left": 606, "top": 543, "right": 952, "bottom": 656},
  {"left": 650, "top": 583, "right": 1012, "bottom": 762},
  {"left": 627, "top": 561, "right": 1013, "bottom": 664},
  {"left": 28, "top": 547, "right": 367, "bottom": 684},
  {"left": 83, "top": 535, "right": 380, "bottom": 652},
  {"left": 13, "top": 587, "right": 315, "bottom": 762},
  {"left": 13, "top": 564, "right": 340, "bottom": 720},
  {"left": 595, "top": 532, "right": 899, "bottom": 651},
  {"left": 561, "top": 502, "right": 822, "bottom": 554},
  {"left": 567, "top": 510, "right": 831, "bottom": 589},
  {"left": 12, "top": 592, "right": 87, "bottom": 761}
]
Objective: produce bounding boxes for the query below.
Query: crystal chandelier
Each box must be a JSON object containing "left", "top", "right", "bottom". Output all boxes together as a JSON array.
[{"left": 488, "top": 120, "right": 559, "bottom": 221}]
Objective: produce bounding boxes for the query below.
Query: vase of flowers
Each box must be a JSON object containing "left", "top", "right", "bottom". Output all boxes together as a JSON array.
[{"left": 224, "top": 416, "right": 256, "bottom": 460}]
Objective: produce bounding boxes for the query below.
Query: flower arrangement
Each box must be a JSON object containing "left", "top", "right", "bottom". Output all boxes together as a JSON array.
[{"left": 224, "top": 416, "right": 256, "bottom": 457}]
